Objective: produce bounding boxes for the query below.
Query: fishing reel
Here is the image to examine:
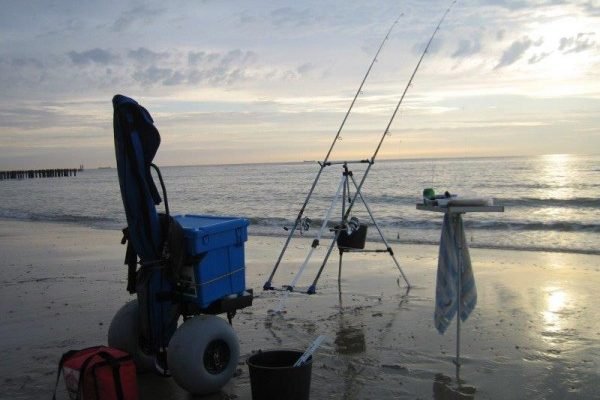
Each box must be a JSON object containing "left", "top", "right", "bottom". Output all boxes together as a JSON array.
[
  {"left": 331, "top": 216, "right": 361, "bottom": 235},
  {"left": 283, "top": 217, "right": 312, "bottom": 236}
]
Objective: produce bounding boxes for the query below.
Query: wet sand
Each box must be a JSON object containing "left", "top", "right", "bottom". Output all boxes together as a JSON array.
[{"left": 1, "top": 219, "right": 599, "bottom": 399}]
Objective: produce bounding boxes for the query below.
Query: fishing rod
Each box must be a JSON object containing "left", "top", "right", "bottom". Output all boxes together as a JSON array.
[
  {"left": 375, "top": 1, "right": 456, "bottom": 162},
  {"left": 264, "top": 12, "right": 404, "bottom": 290},
  {"left": 339, "top": 1, "right": 457, "bottom": 239},
  {"left": 306, "top": 1, "right": 457, "bottom": 291}
]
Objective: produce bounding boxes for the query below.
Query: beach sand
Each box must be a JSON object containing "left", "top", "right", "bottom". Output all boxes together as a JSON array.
[{"left": 1, "top": 219, "right": 599, "bottom": 399}]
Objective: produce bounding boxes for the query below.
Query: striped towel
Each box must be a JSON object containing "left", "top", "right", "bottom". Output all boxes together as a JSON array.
[{"left": 434, "top": 213, "right": 477, "bottom": 334}]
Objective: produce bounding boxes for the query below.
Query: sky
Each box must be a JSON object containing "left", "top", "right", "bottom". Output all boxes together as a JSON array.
[{"left": 0, "top": 0, "right": 598, "bottom": 169}]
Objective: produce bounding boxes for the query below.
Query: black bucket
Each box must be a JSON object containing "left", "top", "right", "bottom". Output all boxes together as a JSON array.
[
  {"left": 247, "top": 350, "right": 312, "bottom": 400},
  {"left": 337, "top": 224, "right": 368, "bottom": 249}
]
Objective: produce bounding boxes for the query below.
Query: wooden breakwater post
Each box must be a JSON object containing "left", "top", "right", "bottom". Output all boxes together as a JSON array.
[{"left": 0, "top": 168, "right": 81, "bottom": 180}]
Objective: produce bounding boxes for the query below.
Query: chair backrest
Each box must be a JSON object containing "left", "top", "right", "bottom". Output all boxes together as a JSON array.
[{"left": 112, "top": 94, "right": 163, "bottom": 262}]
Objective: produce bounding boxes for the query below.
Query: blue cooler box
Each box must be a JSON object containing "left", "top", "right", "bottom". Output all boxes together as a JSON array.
[{"left": 174, "top": 214, "right": 249, "bottom": 308}]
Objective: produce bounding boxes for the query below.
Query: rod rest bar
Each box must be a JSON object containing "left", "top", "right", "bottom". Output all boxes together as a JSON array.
[
  {"left": 321, "top": 159, "right": 372, "bottom": 166},
  {"left": 338, "top": 248, "right": 389, "bottom": 253}
]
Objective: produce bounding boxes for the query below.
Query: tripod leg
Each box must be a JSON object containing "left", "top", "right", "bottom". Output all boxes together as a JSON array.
[
  {"left": 264, "top": 222, "right": 298, "bottom": 290},
  {"left": 349, "top": 174, "right": 411, "bottom": 288},
  {"left": 307, "top": 233, "right": 339, "bottom": 294},
  {"left": 338, "top": 249, "right": 344, "bottom": 288},
  {"left": 283, "top": 176, "right": 344, "bottom": 293},
  {"left": 263, "top": 165, "right": 330, "bottom": 290}
]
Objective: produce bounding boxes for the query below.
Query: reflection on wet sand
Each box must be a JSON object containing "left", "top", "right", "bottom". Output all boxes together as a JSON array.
[
  {"left": 542, "top": 287, "right": 568, "bottom": 339},
  {"left": 333, "top": 288, "right": 368, "bottom": 399},
  {"left": 335, "top": 325, "right": 366, "bottom": 354},
  {"left": 433, "top": 373, "right": 476, "bottom": 400},
  {"left": 335, "top": 291, "right": 367, "bottom": 355},
  {"left": 332, "top": 287, "right": 419, "bottom": 399}
]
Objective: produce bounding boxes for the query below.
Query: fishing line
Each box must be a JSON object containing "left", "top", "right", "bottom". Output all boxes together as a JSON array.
[
  {"left": 329, "top": 1, "right": 457, "bottom": 290},
  {"left": 342, "top": 1, "right": 457, "bottom": 224},
  {"left": 264, "top": 11, "right": 404, "bottom": 289},
  {"left": 266, "top": 0, "right": 457, "bottom": 290}
]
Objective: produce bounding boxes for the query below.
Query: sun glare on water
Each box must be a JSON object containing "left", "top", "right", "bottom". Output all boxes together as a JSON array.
[
  {"left": 542, "top": 287, "right": 569, "bottom": 336},
  {"left": 539, "top": 154, "right": 574, "bottom": 199}
]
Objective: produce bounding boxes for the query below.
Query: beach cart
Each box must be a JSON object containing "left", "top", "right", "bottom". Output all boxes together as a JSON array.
[{"left": 108, "top": 95, "right": 252, "bottom": 395}]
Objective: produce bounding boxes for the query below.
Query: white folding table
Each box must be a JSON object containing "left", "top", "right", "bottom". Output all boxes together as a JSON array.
[{"left": 417, "top": 203, "right": 504, "bottom": 381}]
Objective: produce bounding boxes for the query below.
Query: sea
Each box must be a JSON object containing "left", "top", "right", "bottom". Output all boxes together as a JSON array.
[{"left": 1, "top": 154, "right": 598, "bottom": 255}]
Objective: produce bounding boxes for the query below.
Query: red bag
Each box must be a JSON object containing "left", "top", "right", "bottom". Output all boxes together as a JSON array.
[{"left": 52, "top": 346, "right": 138, "bottom": 400}]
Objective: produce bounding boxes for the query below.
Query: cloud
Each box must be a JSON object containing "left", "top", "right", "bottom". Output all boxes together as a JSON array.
[
  {"left": 0, "top": 101, "right": 105, "bottom": 131},
  {"left": 112, "top": 5, "right": 166, "bottom": 32},
  {"left": 9, "top": 57, "right": 44, "bottom": 69},
  {"left": 270, "top": 7, "right": 319, "bottom": 28},
  {"left": 220, "top": 49, "right": 256, "bottom": 66},
  {"left": 37, "top": 18, "right": 85, "bottom": 39},
  {"left": 130, "top": 48, "right": 262, "bottom": 87},
  {"left": 0, "top": 56, "right": 45, "bottom": 91},
  {"left": 235, "top": 10, "right": 257, "bottom": 25},
  {"left": 1, "top": 41, "right": 300, "bottom": 97},
  {"left": 68, "top": 48, "right": 119, "bottom": 66},
  {"left": 495, "top": 37, "right": 533, "bottom": 69},
  {"left": 188, "top": 49, "right": 257, "bottom": 68},
  {"left": 297, "top": 63, "right": 315, "bottom": 76},
  {"left": 479, "top": 0, "right": 529, "bottom": 10},
  {"left": 236, "top": 6, "right": 324, "bottom": 28},
  {"left": 451, "top": 39, "right": 481, "bottom": 58},
  {"left": 582, "top": 1, "right": 600, "bottom": 16},
  {"left": 480, "top": 0, "right": 567, "bottom": 10},
  {"left": 0, "top": 106, "right": 59, "bottom": 130},
  {"left": 128, "top": 47, "right": 170, "bottom": 64},
  {"left": 559, "top": 32, "right": 596, "bottom": 54},
  {"left": 60, "top": 46, "right": 265, "bottom": 88},
  {"left": 528, "top": 52, "right": 550, "bottom": 64},
  {"left": 188, "top": 51, "right": 218, "bottom": 66},
  {"left": 132, "top": 66, "right": 175, "bottom": 86},
  {"left": 411, "top": 37, "right": 444, "bottom": 56}
]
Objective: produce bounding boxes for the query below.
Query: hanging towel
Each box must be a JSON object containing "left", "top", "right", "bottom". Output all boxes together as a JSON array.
[{"left": 434, "top": 213, "right": 477, "bottom": 334}]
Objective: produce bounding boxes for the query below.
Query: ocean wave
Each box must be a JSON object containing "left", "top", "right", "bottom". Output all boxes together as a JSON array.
[
  {"left": 244, "top": 216, "right": 600, "bottom": 234},
  {"left": 493, "top": 197, "right": 600, "bottom": 208},
  {"left": 3, "top": 208, "right": 598, "bottom": 235},
  {"left": 477, "top": 182, "right": 600, "bottom": 190},
  {"left": 321, "top": 194, "right": 600, "bottom": 209},
  {"left": 395, "top": 237, "right": 600, "bottom": 255},
  {"left": 0, "top": 210, "right": 121, "bottom": 229},
  {"left": 414, "top": 219, "right": 600, "bottom": 233},
  {"left": 246, "top": 229, "right": 600, "bottom": 256},
  {"left": 466, "top": 220, "right": 600, "bottom": 232},
  {"left": 2, "top": 212, "right": 598, "bottom": 255},
  {"left": 0, "top": 209, "right": 33, "bottom": 220}
]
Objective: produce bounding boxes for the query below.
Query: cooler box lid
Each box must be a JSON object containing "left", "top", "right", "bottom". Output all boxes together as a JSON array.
[{"left": 174, "top": 214, "right": 249, "bottom": 255}]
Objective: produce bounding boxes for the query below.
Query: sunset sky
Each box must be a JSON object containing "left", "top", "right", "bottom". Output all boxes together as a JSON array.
[{"left": 0, "top": 0, "right": 598, "bottom": 168}]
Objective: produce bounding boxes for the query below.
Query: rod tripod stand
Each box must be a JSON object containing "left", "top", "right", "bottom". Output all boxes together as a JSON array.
[
  {"left": 262, "top": 3, "right": 455, "bottom": 315},
  {"left": 264, "top": 160, "right": 410, "bottom": 295}
]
